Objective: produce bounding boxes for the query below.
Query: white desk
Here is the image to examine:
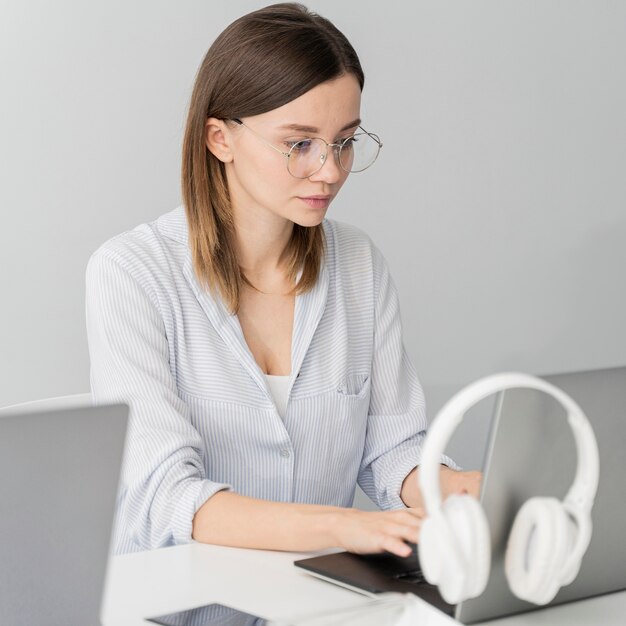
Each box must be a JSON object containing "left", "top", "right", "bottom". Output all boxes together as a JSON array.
[{"left": 102, "top": 543, "right": 626, "bottom": 626}]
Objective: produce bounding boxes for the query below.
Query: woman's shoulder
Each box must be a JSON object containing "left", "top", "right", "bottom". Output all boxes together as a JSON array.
[
  {"left": 89, "top": 206, "right": 187, "bottom": 269},
  {"left": 87, "top": 206, "right": 188, "bottom": 293}
]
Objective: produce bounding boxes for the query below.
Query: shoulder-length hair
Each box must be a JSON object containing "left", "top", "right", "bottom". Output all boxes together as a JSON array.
[{"left": 181, "top": 3, "right": 364, "bottom": 313}]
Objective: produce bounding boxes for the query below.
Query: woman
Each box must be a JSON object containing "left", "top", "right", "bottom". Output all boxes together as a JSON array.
[{"left": 86, "top": 3, "right": 480, "bottom": 556}]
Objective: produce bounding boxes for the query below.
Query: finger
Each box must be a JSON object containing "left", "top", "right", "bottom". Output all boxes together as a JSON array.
[
  {"left": 383, "top": 521, "right": 420, "bottom": 546},
  {"left": 381, "top": 537, "right": 413, "bottom": 558}
]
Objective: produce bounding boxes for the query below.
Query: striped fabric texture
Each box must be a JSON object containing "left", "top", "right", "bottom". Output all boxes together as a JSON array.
[{"left": 86, "top": 206, "right": 455, "bottom": 554}]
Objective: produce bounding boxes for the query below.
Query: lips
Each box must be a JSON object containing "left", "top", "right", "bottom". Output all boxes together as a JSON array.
[{"left": 298, "top": 195, "right": 332, "bottom": 209}]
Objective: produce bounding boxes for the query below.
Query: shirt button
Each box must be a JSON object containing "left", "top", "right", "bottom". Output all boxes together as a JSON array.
[{"left": 280, "top": 449, "right": 291, "bottom": 458}]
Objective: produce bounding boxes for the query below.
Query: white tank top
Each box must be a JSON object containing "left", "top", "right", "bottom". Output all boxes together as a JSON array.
[{"left": 265, "top": 374, "right": 290, "bottom": 420}]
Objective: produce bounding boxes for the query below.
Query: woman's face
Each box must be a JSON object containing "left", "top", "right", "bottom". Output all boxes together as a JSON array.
[{"left": 210, "top": 73, "right": 362, "bottom": 229}]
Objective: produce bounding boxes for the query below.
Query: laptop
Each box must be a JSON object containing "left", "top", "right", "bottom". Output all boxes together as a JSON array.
[
  {"left": 0, "top": 403, "right": 128, "bottom": 626},
  {"left": 295, "top": 365, "right": 626, "bottom": 623}
]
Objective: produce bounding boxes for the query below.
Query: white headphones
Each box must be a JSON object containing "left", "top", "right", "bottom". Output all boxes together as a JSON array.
[{"left": 417, "top": 373, "right": 600, "bottom": 606}]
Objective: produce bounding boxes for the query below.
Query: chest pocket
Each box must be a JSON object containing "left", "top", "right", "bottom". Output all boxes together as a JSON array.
[
  {"left": 286, "top": 374, "right": 371, "bottom": 468},
  {"left": 336, "top": 374, "right": 370, "bottom": 397}
]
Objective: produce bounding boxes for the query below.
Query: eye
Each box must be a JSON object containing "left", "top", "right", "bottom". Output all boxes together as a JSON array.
[
  {"left": 340, "top": 135, "right": 358, "bottom": 148},
  {"left": 284, "top": 138, "right": 313, "bottom": 153}
]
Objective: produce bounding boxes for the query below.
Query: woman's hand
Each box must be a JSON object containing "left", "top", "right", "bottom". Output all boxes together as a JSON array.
[
  {"left": 331, "top": 507, "right": 425, "bottom": 557},
  {"left": 439, "top": 466, "right": 482, "bottom": 500},
  {"left": 401, "top": 465, "right": 483, "bottom": 509}
]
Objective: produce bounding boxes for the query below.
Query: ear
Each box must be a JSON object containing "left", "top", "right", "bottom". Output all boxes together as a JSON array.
[{"left": 205, "top": 117, "right": 234, "bottom": 163}]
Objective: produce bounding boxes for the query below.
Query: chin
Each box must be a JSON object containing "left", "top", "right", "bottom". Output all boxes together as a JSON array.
[{"left": 292, "top": 210, "right": 328, "bottom": 229}]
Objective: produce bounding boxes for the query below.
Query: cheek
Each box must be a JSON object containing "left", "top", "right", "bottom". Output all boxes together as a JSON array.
[
  {"left": 233, "top": 150, "right": 295, "bottom": 200},
  {"left": 255, "top": 165, "right": 297, "bottom": 205}
]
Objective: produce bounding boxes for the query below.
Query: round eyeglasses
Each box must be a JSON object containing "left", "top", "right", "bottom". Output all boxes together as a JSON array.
[{"left": 232, "top": 118, "right": 383, "bottom": 179}]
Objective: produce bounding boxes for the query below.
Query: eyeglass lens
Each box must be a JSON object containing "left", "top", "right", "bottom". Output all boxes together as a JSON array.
[{"left": 287, "top": 133, "right": 381, "bottom": 178}]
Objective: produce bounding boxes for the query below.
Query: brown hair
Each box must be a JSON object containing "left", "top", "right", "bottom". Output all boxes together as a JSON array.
[{"left": 181, "top": 3, "right": 364, "bottom": 313}]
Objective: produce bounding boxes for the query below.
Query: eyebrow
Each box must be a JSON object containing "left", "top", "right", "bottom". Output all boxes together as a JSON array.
[{"left": 278, "top": 118, "right": 362, "bottom": 134}]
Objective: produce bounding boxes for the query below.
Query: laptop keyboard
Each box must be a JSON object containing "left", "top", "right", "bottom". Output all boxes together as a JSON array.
[{"left": 392, "top": 569, "right": 428, "bottom": 585}]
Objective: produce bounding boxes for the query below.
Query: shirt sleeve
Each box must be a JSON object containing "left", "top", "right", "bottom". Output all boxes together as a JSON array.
[
  {"left": 85, "top": 248, "right": 231, "bottom": 552},
  {"left": 357, "top": 245, "right": 458, "bottom": 510}
]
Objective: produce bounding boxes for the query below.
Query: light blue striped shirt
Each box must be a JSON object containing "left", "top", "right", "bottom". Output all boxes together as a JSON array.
[{"left": 86, "top": 206, "right": 455, "bottom": 554}]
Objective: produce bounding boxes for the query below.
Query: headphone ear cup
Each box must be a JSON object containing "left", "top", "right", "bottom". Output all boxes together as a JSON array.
[
  {"left": 419, "top": 495, "right": 491, "bottom": 605},
  {"left": 559, "top": 505, "right": 590, "bottom": 586},
  {"left": 461, "top": 495, "right": 491, "bottom": 599},
  {"left": 505, "top": 497, "right": 573, "bottom": 605},
  {"left": 419, "top": 511, "right": 447, "bottom": 586}
]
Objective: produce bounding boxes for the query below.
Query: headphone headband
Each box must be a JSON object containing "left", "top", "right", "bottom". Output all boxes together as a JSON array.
[{"left": 419, "top": 372, "right": 599, "bottom": 514}]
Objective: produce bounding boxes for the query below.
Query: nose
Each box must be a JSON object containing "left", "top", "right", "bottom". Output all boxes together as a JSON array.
[{"left": 308, "top": 145, "right": 343, "bottom": 184}]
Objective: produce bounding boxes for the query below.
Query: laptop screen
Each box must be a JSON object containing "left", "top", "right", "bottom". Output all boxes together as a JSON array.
[{"left": 0, "top": 403, "right": 127, "bottom": 626}]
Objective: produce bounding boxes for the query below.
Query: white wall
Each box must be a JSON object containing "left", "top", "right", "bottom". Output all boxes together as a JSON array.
[{"left": 2, "top": 2, "right": 625, "bottom": 493}]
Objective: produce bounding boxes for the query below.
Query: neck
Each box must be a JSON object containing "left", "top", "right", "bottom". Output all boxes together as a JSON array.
[{"left": 232, "top": 207, "right": 294, "bottom": 286}]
